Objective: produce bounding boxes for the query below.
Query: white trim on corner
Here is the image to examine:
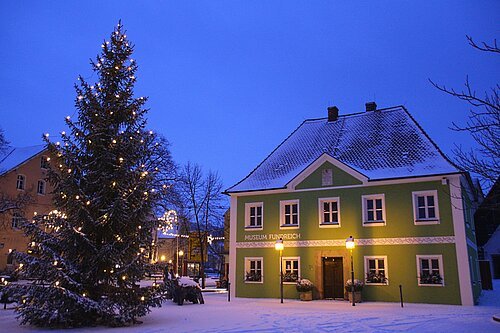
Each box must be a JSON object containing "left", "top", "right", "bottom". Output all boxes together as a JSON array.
[
  {"left": 287, "top": 153, "right": 368, "bottom": 189},
  {"left": 229, "top": 195, "right": 238, "bottom": 297},
  {"left": 279, "top": 199, "right": 300, "bottom": 229},
  {"left": 318, "top": 196, "right": 341, "bottom": 228},
  {"left": 412, "top": 190, "right": 440, "bottom": 225},
  {"left": 416, "top": 254, "right": 444, "bottom": 287},
  {"left": 361, "top": 194, "right": 386, "bottom": 226},
  {"left": 449, "top": 175, "right": 474, "bottom": 305}
]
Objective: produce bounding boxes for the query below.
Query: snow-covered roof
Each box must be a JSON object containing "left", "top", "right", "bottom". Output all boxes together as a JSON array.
[
  {"left": 226, "top": 106, "right": 460, "bottom": 193},
  {"left": 0, "top": 145, "right": 47, "bottom": 176}
]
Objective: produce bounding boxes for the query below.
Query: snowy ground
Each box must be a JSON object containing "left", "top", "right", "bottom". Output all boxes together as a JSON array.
[{"left": 2, "top": 281, "right": 499, "bottom": 333}]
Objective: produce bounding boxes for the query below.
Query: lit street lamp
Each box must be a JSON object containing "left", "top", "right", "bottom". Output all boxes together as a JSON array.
[
  {"left": 345, "top": 236, "right": 355, "bottom": 306},
  {"left": 275, "top": 238, "right": 284, "bottom": 304},
  {"left": 178, "top": 250, "right": 184, "bottom": 277}
]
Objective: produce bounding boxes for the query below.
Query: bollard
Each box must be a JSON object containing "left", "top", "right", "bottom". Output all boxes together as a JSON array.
[
  {"left": 399, "top": 284, "right": 404, "bottom": 308},
  {"left": 228, "top": 282, "right": 231, "bottom": 302}
]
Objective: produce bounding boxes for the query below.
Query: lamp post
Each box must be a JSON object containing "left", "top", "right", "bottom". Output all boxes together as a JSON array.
[
  {"left": 346, "top": 236, "right": 355, "bottom": 306},
  {"left": 275, "top": 238, "right": 284, "bottom": 304},
  {"left": 178, "top": 250, "right": 184, "bottom": 277}
]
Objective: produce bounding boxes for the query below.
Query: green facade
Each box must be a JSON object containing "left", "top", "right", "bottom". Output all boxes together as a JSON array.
[{"left": 231, "top": 162, "right": 480, "bottom": 305}]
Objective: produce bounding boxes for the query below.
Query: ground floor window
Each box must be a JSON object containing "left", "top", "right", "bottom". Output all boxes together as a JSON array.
[
  {"left": 245, "top": 257, "right": 263, "bottom": 283},
  {"left": 282, "top": 257, "right": 300, "bottom": 283},
  {"left": 364, "top": 256, "right": 388, "bottom": 284},
  {"left": 416, "top": 255, "right": 444, "bottom": 286}
]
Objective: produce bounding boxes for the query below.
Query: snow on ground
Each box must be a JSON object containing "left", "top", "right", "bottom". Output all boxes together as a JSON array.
[{"left": 2, "top": 280, "right": 499, "bottom": 333}]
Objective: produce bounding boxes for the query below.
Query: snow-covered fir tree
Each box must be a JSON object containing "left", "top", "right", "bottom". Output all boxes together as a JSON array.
[{"left": 8, "top": 22, "right": 175, "bottom": 327}]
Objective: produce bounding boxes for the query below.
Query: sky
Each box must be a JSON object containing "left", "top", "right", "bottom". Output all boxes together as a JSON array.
[{"left": 0, "top": 1, "right": 498, "bottom": 191}]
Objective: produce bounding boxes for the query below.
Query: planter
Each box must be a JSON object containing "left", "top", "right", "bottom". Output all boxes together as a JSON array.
[
  {"left": 299, "top": 291, "right": 313, "bottom": 301},
  {"left": 348, "top": 291, "right": 362, "bottom": 303}
]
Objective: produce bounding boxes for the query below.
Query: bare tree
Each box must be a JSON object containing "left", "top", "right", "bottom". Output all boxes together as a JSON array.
[
  {"left": 430, "top": 36, "right": 499, "bottom": 189},
  {"left": 178, "top": 162, "right": 224, "bottom": 288}
]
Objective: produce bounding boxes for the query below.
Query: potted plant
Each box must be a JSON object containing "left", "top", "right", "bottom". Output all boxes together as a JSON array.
[
  {"left": 345, "top": 279, "right": 364, "bottom": 303},
  {"left": 296, "top": 278, "right": 313, "bottom": 301}
]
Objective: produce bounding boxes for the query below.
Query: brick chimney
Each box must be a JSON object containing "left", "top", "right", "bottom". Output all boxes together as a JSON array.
[
  {"left": 365, "top": 102, "right": 377, "bottom": 112},
  {"left": 327, "top": 106, "right": 339, "bottom": 122}
]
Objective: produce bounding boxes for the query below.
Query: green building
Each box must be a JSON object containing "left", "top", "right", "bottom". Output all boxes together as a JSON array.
[{"left": 225, "top": 104, "right": 481, "bottom": 305}]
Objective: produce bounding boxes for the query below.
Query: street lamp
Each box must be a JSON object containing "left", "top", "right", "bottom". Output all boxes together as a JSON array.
[
  {"left": 345, "top": 236, "right": 355, "bottom": 306},
  {"left": 178, "top": 250, "right": 184, "bottom": 277},
  {"left": 275, "top": 238, "right": 284, "bottom": 304}
]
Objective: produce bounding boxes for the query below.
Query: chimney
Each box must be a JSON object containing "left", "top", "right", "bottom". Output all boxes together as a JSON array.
[
  {"left": 327, "top": 106, "right": 339, "bottom": 122},
  {"left": 365, "top": 102, "right": 377, "bottom": 112}
]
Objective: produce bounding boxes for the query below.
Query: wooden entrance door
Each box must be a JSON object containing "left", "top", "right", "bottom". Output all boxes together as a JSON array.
[{"left": 323, "top": 257, "right": 344, "bottom": 299}]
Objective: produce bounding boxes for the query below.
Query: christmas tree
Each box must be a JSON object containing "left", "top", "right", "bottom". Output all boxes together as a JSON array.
[{"left": 8, "top": 22, "right": 175, "bottom": 327}]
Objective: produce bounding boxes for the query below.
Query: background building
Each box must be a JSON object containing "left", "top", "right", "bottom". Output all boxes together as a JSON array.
[
  {"left": 0, "top": 145, "right": 54, "bottom": 272},
  {"left": 226, "top": 104, "right": 481, "bottom": 305}
]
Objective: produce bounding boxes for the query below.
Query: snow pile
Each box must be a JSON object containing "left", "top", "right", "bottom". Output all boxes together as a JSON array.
[{"left": 178, "top": 277, "right": 199, "bottom": 288}]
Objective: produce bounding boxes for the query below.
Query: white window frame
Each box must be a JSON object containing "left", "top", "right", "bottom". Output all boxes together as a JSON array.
[
  {"left": 280, "top": 199, "right": 299, "bottom": 229},
  {"left": 37, "top": 180, "right": 46, "bottom": 195},
  {"left": 416, "top": 255, "right": 444, "bottom": 287},
  {"left": 282, "top": 256, "right": 300, "bottom": 284},
  {"left": 362, "top": 194, "right": 386, "bottom": 226},
  {"left": 364, "top": 256, "right": 389, "bottom": 285},
  {"left": 244, "top": 257, "right": 263, "bottom": 284},
  {"left": 412, "top": 190, "right": 440, "bottom": 225},
  {"left": 244, "top": 202, "right": 264, "bottom": 230},
  {"left": 318, "top": 197, "right": 341, "bottom": 227},
  {"left": 16, "top": 174, "right": 26, "bottom": 190}
]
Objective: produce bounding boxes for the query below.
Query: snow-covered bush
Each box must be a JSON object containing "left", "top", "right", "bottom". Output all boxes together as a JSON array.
[
  {"left": 345, "top": 279, "right": 364, "bottom": 292},
  {"left": 296, "top": 278, "right": 313, "bottom": 292}
]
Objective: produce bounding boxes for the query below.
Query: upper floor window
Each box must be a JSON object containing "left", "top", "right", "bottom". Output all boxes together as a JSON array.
[
  {"left": 40, "top": 155, "right": 50, "bottom": 169},
  {"left": 280, "top": 200, "right": 299, "bottom": 228},
  {"left": 282, "top": 257, "right": 300, "bottom": 283},
  {"left": 245, "top": 202, "right": 263, "bottom": 230},
  {"left": 416, "top": 255, "right": 444, "bottom": 286},
  {"left": 362, "top": 194, "right": 385, "bottom": 226},
  {"left": 364, "top": 256, "right": 388, "bottom": 285},
  {"left": 11, "top": 212, "right": 23, "bottom": 229},
  {"left": 319, "top": 197, "right": 340, "bottom": 227},
  {"left": 244, "top": 257, "right": 263, "bottom": 283},
  {"left": 412, "top": 190, "right": 439, "bottom": 224},
  {"left": 16, "top": 175, "right": 25, "bottom": 190},
  {"left": 37, "top": 180, "right": 46, "bottom": 195}
]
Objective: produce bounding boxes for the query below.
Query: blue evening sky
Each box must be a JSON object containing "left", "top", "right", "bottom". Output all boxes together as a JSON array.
[{"left": 1, "top": 1, "right": 498, "bottom": 190}]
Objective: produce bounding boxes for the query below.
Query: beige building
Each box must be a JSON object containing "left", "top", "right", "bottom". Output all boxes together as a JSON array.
[{"left": 0, "top": 145, "right": 54, "bottom": 272}]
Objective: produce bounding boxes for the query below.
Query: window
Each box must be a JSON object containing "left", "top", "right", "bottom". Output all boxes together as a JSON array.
[
  {"left": 280, "top": 200, "right": 299, "bottom": 228},
  {"left": 318, "top": 197, "right": 340, "bottom": 227},
  {"left": 416, "top": 255, "right": 444, "bottom": 286},
  {"left": 11, "top": 212, "right": 23, "bottom": 229},
  {"left": 244, "top": 257, "right": 263, "bottom": 283},
  {"left": 16, "top": 175, "right": 25, "bottom": 190},
  {"left": 364, "top": 256, "right": 388, "bottom": 285},
  {"left": 37, "top": 180, "right": 46, "bottom": 195},
  {"left": 362, "top": 194, "right": 385, "bottom": 226},
  {"left": 282, "top": 257, "right": 300, "bottom": 283},
  {"left": 412, "top": 190, "right": 439, "bottom": 224},
  {"left": 40, "top": 155, "right": 50, "bottom": 169},
  {"left": 322, "top": 169, "right": 333, "bottom": 186},
  {"left": 245, "top": 202, "right": 263, "bottom": 229}
]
